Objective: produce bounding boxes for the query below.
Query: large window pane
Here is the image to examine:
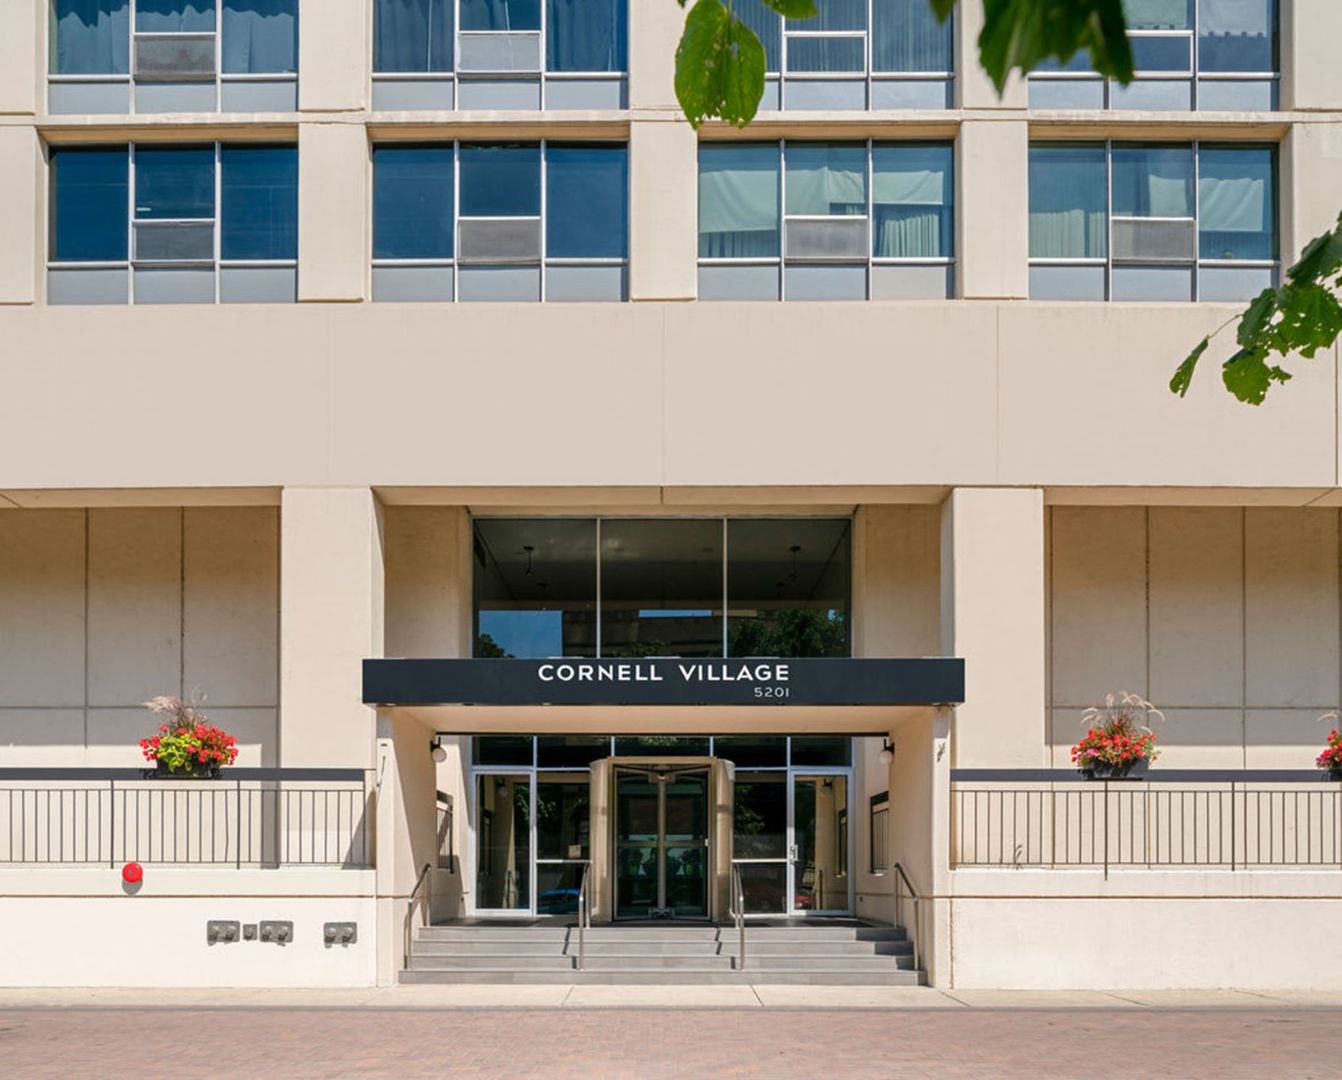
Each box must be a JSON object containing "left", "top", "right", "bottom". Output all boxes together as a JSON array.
[
  {"left": 547, "top": 0, "right": 625, "bottom": 71},
  {"left": 872, "top": 0, "right": 951, "bottom": 72},
  {"left": 537, "top": 735, "right": 610, "bottom": 768},
  {"left": 221, "top": 0, "right": 297, "bottom": 73},
  {"left": 51, "top": 147, "right": 129, "bottom": 262},
  {"left": 727, "top": 519, "right": 850, "bottom": 658},
  {"left": 698, "top": 144, "right": 780, "bottom": 258},
  {"left": 372, "top": 145, "right": 454, "bottom": 259},
  {"left": 1112, "top": 145, "right": 1193, "bottom": 218},
  {"left": 1028, "top": 144, "right": 1107, "bottom": 258},
  {"left": 475, "top": 773, "right": 531, "bottom": 910},
  {"left": 1122, "top": 0, "right": 1191, "bottom": 29},
  {"left": 136, "top": 0, "right": 216, "bottom": 32},
  {"left": 1199, "top": 0, "right": 1275, "bottom": 72},
  {"left": 788, "top": 0, "right": 864, "bottom": 31},
  {"left": 459, "top": 0, "right": 540, "bottom": 31},
  {"left": 220, "top": 145, "right": 296, "bottom": 260},
  {"left": 473, "top": 735, "right": 535, "bottom": 765},
  {"left": 134, "top": 146, "right": 215, "bottom": 219},
  {"left": 734, "top": 772, "right": 787, "bottom": 857},
  {"left": 734, "top": 0, "right": 780, "bottom": 71},
  {"left": 546, "top": 144, "right": 627, "bottom": 258},
  {"left": 474, "top": 519, "right": 596, "bottom": 657},
  {"left": 714, "top": 735, "right": 787, "bottom": 768},
  {"left": 374, "top": 0, "right": 454, "bottom": 72},
  {"left": 614, "top": 736, "right": 711, "bottom": 756},
  {"left": 536, "top": 775, "right": 590, "bottom": 860},
  {"left": 459, "top": 144, "right": 541, "bottom": 217},
  {"left": 53, "top": 0, "right": 130, "bottom": 75},
  {"left": 786, "top": 38, "right": 864, "bottom": 73},
  {"left": 790, "top": 736, "right": 852, "bottom": 767},
  {"left": 1199, "top": 147, "right": 1275, "bottom": 261},
  {"left": 872, "top": 143, "right": 952, "bottom": 258},
  {"left": 601, "top": 520, "right": 723, "bottom": 658},
  {"left": 785, "top": 144, "right": 866, "bottom": 216}
]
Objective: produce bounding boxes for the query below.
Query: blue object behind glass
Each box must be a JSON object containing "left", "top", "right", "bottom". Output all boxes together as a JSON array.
[
  {"left": 546, "top": 145, "right": 627, "bottom": 258},
  {"left": 374, "top": 0, "right": 454, "bottom": 72},
  {"left": 459, "top": 145, "right": 541, "bottom": 217},
  {"left": 373, "top": 146, "right": 455, "bottom": 259},
  {"left": 221, "top": 146, "right": 297, "bottom": 260},
  {"left": 51, "top": 147, "right": 129, "bottom": 262},
  {"left": 459, "top": 0, "right": 540, "bottom": 31},
  {"left": 54, "top": 0, "right": 130, "bottom": 75},
  {"left": 134, "top": 146, "right": 216, "bottom": 219},
  {"left": 136, "top": 0, "right": 216, "bottom": 32},
  {"left": 547, "top": 0, "right": 626, "bottom": 71},
  {"left": 221, "top": 0, "right": 298, "bottom": 73}
]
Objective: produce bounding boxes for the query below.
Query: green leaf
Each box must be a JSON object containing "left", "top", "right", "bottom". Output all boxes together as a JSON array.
[
  {"left": 1169, "top": 336, "right": 1210, "bottom": 398},
  {"left": 927, "top": 0, "right": 955, "bottom": 19},
  {"left": 1286, "top": 215, "right": 1342, "bottom": 285},
  {"left": 1275, "top": 282, "right": 1342, "bottom": 360},
  {"left": 674, "top": 0, "right": 766, "bottom": 128},
  {"left": 1235, "top": 287, "right": 1279, "bottom": 349},
  {"left": 1221, "top": 348, "right": 1293, "bottom": 406},
  {"left": 979, "top": 0, "right": 1134, "bottom": 95},
  {"left": 758, "top": 0, "right": 818, "bottom": 17}
]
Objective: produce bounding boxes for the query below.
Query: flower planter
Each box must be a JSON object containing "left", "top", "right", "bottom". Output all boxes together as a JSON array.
[
  {"left": 154, "top": 760, "right": 221, "bottom": 780},
  {"left": 1080, "top": 758, "right": 1150, "bottom": 781},
  {"left": 1330, "top": 767, "right": 1342, "bottom": 783}
]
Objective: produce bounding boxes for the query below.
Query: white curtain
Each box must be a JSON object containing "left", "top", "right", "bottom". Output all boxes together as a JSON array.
[
  {"left": 785, "top": 147, "right": 865, "bottom": 215},
  {"left": 1200, "top": 0, "right": 1272, "bottom": 34},
  {"left": 699, "top": 148, "right": 780, "bottom": 258},
  {"left": 374, "top": 0, "right": 453, "bottom": 72},
  {"left": 547, "top": 0, "right": 624, "bottom": 72},
  {"left": 1122, "top": 0, "right": 1190, "bottom": 29},
  {"left": 222, "top": 0, "right": 296, "bottom": 74},
  {"left": 1029, "top": 148, "right": 1107, "bottom": 258},
  {"left": 135, "top": 0, "right": 215, "bottom": 32},
  {"left": 54, "top": 0, "right": 129, "bottom": 75},
  {"left": 873, "top": 147, "right": 951, "bottom": 257},
  {"left": 1199, "top": 150, "right": 1273, "bottom": 259}
]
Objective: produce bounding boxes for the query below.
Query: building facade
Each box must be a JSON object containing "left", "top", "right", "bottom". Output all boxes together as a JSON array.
[{"left": 1, "top": 0, "right": 1342, "bottom": 989}]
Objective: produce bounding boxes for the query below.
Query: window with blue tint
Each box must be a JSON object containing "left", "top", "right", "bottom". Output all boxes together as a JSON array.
[
  {"left": 872, "top": 144, "right": 952, "bottom": 258},
  {"left": 787, "top": 38, "right": 865, "bottom": 73},
  {"left": 372, "top": 146, "right": 455, "bottom": 259},
  {"left": 220, "top": 145, "right": 297, "bottom": 260},
  {"left": 53, "top": 0, "right": 130, "bottom": 75},
  {"left": 459, "top": 0, "right": 540, "bottom": 31},
  {"left": 133, "top": 146, "right": 215, "bottom": 219},
  {"left": 1028, "top": 144, "right": 1107, "bottom": 258},
  {"left": 734, "top": 0, "right": 779, "bottom": 71},
  {"left": 789, "top": 0, "right": 864, "bottom": 31},
  {"left": 785, "top": 143, "right": 866, "bottom": 216},
  {"left": 50, "top": 147, "right": 130, "bottom": 262},
  {"left": 1122, "top": 0, "right": 1191, "bottom": 29},
  {"left": 698, "top": 144, "right": 780, "bottom": 258},
  {"left": 1199, "top": 147, "right": 1276, "bottom": 261},
  {"left": 374, "top": 0, "right": 454, "bottom": 72},
  {"left": 547, "top": 0, "right": 626, "bottom": 71},
  {"left": 1111, "top": 145, "right": 1193, "bottom": 218},
  {"left": 1199, "top": 0, "right": 1275, "bottom": 72},
  {"left": 135, "top": 0, "right": 216, "bottom": 32},
  {"left": 546, "top": 145, "right": 627, "bottom": 258},
  {"left": 221, "top": 0, "right": 297, "bottom": 73},
  {"left": 459, "top": 145, "right": 540, "bottom": 217},
  {"left": 871, "top": 0, "right": 952, "bottom": 72}
]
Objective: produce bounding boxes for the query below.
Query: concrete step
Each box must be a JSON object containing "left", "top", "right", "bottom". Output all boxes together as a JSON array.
[
  {"left": 415, "top": 925, "right": 905, "bottom": 943},
  {"left": 412, "top": 938, "right": 910, "bottom": 958},
  {"left": 399, "top": 969, "right": 925, "bottom": 986},
  {"left": 409, "top": 952, "right": 912, "bottom": 972}
]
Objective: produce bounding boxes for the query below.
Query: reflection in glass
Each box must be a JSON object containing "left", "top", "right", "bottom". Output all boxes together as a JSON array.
[
  {"left": 1028, "top": 143, "right": 1107, "bottom": 259},
  {"left": 1199, "top": 0, "right": 1274, "bottom": 72},
  {"left": 474, "top": 519, "right": 596, "bottom": 658},
  {"left": 872, "top": 0, "right": 952, "bottom": 72},
  {"left": 375, "top": 0, "right": 455, "bottom": 72},
  {"left": 459, "top": 0, "right": 541, "bottom": 30},
  {"left": 537, "top": 735, "right": 609, "bottom": 768},
  {"left": 790, "top": 736, "right": 852, "bottom": 767},
  {"left": 536, "top": 774, "right": 589, "bottom": 859},
  {"left": 475, "top": 773, "right": 531, "bottom": 909},
  {"left": 546, "top": 145, "right": 628, "bottom": 259},
  {"left": 739, "top": 862, "right": 787, "bottom": 915},
  {"left": 698, "top": 145, "right": 780, "bottom": 259},
  {"left": 51, "top": 148, "right": 130, "bottom": 262},
  {"left": 221, "top": 145, "right": 298, "bottom": 261},
  {"left": 714, "top": 735, "right": 787, "bottom": 768},
  {"left": 473, "top": 735, "right": 534, "bottom": 766},
  {"left": 872, "top": 143, "right": 953, "bottom": 259},
  {"left": 536, "top": 862, "right": 584, "bottom": 914},
  {"left": 793, "top": 774, "right": 849, "bottom": 912},
  {"left": 785, "top": 144, "right": 866, "bottom": 217},
  {"left": 601, "top": 520, "right": 723, "bottom": 658},
  {"left": 134, "top": 146, "right": 215, "bottom": 219},
  {"left": 726, "top": 519, "right": 850, "bottom": 658},
  {"left": 734, "top": 773, "right": 786, "bottom": 857},
  {"left": 1111, "top": 145, "right": 1194, "bottom": 219},
  {"left": 373, "top": 146, "right": 454, "bottom": 260},
  {"left": 1198, "top": 147, "right": 1275, "bottom": 262},
  {"left": 614, "top": 736, "right": 710, "bottom": 757},
  {"left": 459, "top": 144, "right": 542, "bottom": 217}
]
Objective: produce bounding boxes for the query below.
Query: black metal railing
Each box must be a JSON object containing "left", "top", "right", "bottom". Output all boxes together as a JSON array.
[
  {"left": 0, "top": 768, "right": 372, "bottom": 868},
  {"left": 951, "top": 770, "right": 1342, "bottom": 872}
]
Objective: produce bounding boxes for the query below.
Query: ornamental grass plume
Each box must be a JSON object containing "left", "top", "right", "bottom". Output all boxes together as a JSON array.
[{"left": 1071, "top": 692, "right": 1163, "bottom": 771}]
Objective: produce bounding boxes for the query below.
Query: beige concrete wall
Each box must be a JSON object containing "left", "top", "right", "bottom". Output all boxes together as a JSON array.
[
  {"left": 957, "top": 121, "right": 1029, "bottom": 300},
  {"left": 0, "top": 0, "right": 39, "bottom": 116},
  {"left": 630, "top": 121, "right": 698, "bottom": 301},
  {"left": 1048, "top": 506, "right": 1342, "bottom": 768},
  {"left": 0, "top": 127, "right": 39, "bottom": 304},
  {"left": 298, "top": 123, "right": 370, "bottom": 302},
  {"left": 627, "top": 0, "right": 682, "bottom": 111},
  {"left": 298, "top": 0, "right": 369, "bottom": 113},
  {"left": 385, "top": 506, "right": 472, "bottom": 658},
  {"left": 0, "top": 508, "right": 279, "bottom": 766},
  {"left": 1284, "top": 0, "right": 1342, "bottom": 111}
]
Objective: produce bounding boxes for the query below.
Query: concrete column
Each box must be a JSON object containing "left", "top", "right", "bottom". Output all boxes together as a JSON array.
[
  {"left": 627, "top": 0, "right": 684, "bottom": 111},
  {"left": 0, "top": 0, "right": 40, "bottom": 116},
  {"left": 954, "top": 0, "right": 1026, "bottom": 110},
  {"left": 940, "top": 488, "right": 1046, "bottom": 768},
  {"left": 1283, "top": 123, "right": 1342, "bottom": 265},
  {"left": 279, "top": 487, "right": 384, "bottom": 768},
  {"left": 1283, "top": 2, "right": 1342, "bottom": 111},
  {"left": 298, "top": 0, "right": 370, "bottom": 112},
  {"left": 298, "top": 122, "right": 369, "bottom": 302},
  {"left": 957, "top": 120, "right": 1029, "bottom": 300},
  {"left": 629, "top": 120, "right": 698, "bottom": 301},
  {"left": 0, "top": 127, "right": 40, "bottom": 304}
]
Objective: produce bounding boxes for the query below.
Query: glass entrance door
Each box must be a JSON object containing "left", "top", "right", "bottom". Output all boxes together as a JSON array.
[
  {"left": 614, "top": 767, "right": 709, "bottom": 919},
  {"left": 789, "top": 774, "right": 851, "bottom": 915}
]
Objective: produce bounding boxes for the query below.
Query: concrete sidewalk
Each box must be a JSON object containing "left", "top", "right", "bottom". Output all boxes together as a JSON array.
[{"left": 3, "top": 985, "right": 1342, "bottom": 1010}]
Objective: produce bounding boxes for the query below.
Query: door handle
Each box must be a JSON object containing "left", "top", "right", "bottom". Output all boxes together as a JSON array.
[{"left": 788, "top": 845, "right": 798, "bottom": 862}]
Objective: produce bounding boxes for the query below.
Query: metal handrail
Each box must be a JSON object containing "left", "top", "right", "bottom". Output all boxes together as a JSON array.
[
  {"left": 729, "top": 861, "right": 746, "bottom": 970},
  {"left": 891, "top": 862, "right": 921, "bottom": 973},
  {"left": 576, "top": 861, "right": 591, "bottom": 971},
  {"left": 403, "top": 861, "right": 433, "bottom": 971}
]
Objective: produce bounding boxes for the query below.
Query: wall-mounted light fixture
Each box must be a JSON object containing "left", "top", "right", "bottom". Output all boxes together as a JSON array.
[
  {"left": 879, "top": 739, "right": 895, "bottom": 766},
  {"left": 430, "top": 738, "right": 447, "bottom": 764}
]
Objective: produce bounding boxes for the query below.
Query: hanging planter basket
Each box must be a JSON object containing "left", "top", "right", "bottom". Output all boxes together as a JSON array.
[
  {"left": 153, "top": 759, "right": 222, "bottom": 780},
  {"left": 1080, "top": 757, "right": 1151, "bottom": 781}
]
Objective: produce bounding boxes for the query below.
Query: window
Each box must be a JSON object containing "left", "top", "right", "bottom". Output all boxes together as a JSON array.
[
  {"left": 472, "top": 518, "right": 851, "bottom": 658},
  {"left": 372, "top": 0, "right": 627, "bottom": 110},
  {"left": 698, "top": 141, "right": 954, "bottom": 301},
  {"left": 50, "top": 0, "right": 298, "bottom": 114},
  {"left": 869, "top": 792, "right": 889, "bottom": 873},
  {"left": 736, "top": 0, "right": 953, "bottom": 110},
  {"left": 1029, "top": 142, "right": 1277, "bottom": 302},
  {"left": 371, "top": 142, "right": 629, "bottom": 302},
  {"left": 48, "top": 142, "right": 298, "bottom": 305},
  {"left": 1029, "top": 0, "right": 1277, "bottom": 111}
]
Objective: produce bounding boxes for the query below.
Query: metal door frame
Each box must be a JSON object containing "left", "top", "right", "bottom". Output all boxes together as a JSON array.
[
  {"left": 612, "top": 763, "right": 711, "bottom": 920},
  {"left": 787, "top": 767, "right": 855, "bottom": 917},
  {"left": 468, "top": 766, "right": 537, "bottom": 917}
]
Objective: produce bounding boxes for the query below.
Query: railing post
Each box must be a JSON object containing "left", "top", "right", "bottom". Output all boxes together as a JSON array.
[
  {"left": 108, "top": 779, "right": 115, "bottom": 869},
  {"left": 1103, "top": 780, "right": 1109, "bottom": 881},
  {"left": 1230, "top": 780, "right": 1237, "bottom": 872},
  {"left": 235, "top": 778, "right": 243, "bottom": 870}
]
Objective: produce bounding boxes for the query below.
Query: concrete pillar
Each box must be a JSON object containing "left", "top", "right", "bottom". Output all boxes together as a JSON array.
[
  {"left": 298, "top": 0, "right": 370, "bottom": 112},
  {"left": 0, "top": 0, "right": 40, "bottom": 116},
  {"left": 1283, "top": 123, "right": 1342, "bottom": 265},
  {"left": 954, "top": 0, "right": 1026, "bottom": 110},
  {"left": 298, "top": 123, "right": 369, "bottom": 302},
  {"left": 0, "top": 127, "right": 40, "bottom": 304},
  {"left": 279, "top": 487, "right": 384, "bottom": 767},
  {"left": 940, "top": 488, "right": 1046, "bottom": 768},
  {"left": 1282, "top": 2, "right": 1342, "bottom": 111},
  {"left": 957, "top": 121, "right": 1029, "bottom": 300},
  {"left": 627, "top": 0, "right": 683, "bottom": 111},
  {"left": 629, "top": 120, "right": 698, "bottom": 301}
]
